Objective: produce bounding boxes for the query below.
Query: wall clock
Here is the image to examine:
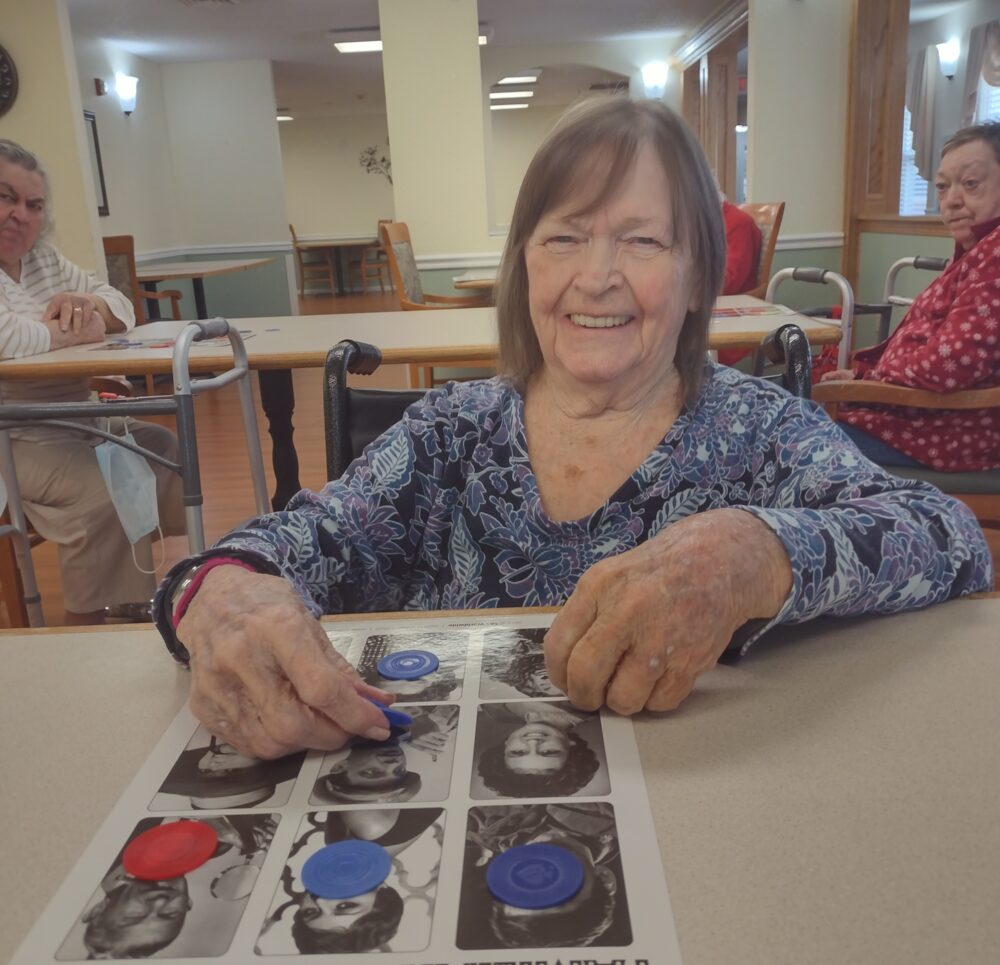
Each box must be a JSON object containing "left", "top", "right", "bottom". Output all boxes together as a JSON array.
[{"left": 0, "top": 44, "right": 18, "bottom": 118}]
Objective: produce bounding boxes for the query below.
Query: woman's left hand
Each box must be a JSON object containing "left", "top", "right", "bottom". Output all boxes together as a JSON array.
[
  {"left": 42, "top": 292, "right": 103, "bottom": 333},
  {"left": 544, "top": 509, "right": 792, "bottom": 715}
]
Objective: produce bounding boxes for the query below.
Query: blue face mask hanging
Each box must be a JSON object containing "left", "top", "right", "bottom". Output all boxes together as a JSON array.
[{"left": 94, "top": 429, "right": 163, "bottom": 573}]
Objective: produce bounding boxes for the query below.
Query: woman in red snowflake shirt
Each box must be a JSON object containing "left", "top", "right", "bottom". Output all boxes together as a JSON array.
[{"left": 820, "top": 121, "right": 1000, "bottom": 472}]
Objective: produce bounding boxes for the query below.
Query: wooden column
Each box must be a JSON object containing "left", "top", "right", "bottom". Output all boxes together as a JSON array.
[{"left": 842, "top": 0, "right": 910, "bottom": 286}]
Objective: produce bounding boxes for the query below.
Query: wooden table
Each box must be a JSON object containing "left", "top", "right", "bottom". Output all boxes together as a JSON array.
[
  {"left": 293, "top": 238, "right": 377, "bottom": 295},
  {"left": 136, "top": 258, "right": 274, "bottom": 320},
  {"left": 2, "top": 596, "right": 998, "bottom": 965},
  {"left": 0, "top": 298, "right": 841, "bottom": 508},
  {"left": 452, "top": 268, "right": 497, "bottom": 292}
]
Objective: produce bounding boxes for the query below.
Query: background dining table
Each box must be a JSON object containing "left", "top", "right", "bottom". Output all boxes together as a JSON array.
[{"left": 0, "top": 297, "right": 844, "bottom": 508}]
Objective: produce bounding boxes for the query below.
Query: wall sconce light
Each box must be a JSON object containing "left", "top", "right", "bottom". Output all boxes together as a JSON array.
[
  {"left": 936, "top": 38, "right": 960, "bottom": 80},
  {"left": 115, "top": 72, "right": 138, "bottom": 115},
  {"left": 641, "top": 61, "right": 669, "bottom": 100}
]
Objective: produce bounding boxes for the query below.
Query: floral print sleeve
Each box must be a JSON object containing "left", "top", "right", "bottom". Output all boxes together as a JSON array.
[{"left": 196, "top": 368, "right": 992, "bottom": 650}]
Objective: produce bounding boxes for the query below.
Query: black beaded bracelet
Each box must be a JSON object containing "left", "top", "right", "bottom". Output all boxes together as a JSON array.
[{"left": 152, "top": 549, "right": 280, "bottom": 666}]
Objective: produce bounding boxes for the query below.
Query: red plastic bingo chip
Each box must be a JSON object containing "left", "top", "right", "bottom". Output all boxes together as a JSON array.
[{"left": 123, "top": 820, "right": 218, "bottom": 881}]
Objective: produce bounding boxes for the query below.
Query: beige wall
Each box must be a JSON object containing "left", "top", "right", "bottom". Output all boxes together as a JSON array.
[
  {"left": 279, "top": 114, "right": 395, "bottom": 237},
  {"left": 72, "top": 36, "right": 181, "bottom": 253},
  {"left": 747, "top": 0, "right": 851, "bottom": 237},
  {"left": 490, "top": 106, "right": 565, "bottom": 227},
  {"left": 160, "top": 59, "right": 289, "bottom": 248},
  {"left": 1, "top": 0, "right": 102, "bottom": 269},
  {"left": 379, "top": 0, "right": 498, "bottom": 259}
]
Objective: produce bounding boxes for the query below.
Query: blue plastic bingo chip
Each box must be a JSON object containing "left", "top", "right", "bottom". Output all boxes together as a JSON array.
[
  {"left": 377, "top": 649, "right": 439, "bottom": 680},
  {"left": 301, "top": 841, "right": 392, "bottom": 899},
  {"left": 486, "top": 843, "right": 585, "bottom": 909},
  {"left": 366, "top": 697, "right": 413, "bottom": 729}
]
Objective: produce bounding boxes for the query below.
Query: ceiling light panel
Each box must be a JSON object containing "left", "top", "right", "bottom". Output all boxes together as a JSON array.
[{"left": 489, "top": 90, "right": 534, "bottom": 99}]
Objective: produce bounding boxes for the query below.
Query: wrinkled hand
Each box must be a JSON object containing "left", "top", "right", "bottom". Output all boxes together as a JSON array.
[
  {"left": 819, "top": 368, "right": 856, "bottom": 382},
  {"left": 177, "top": 566, "right": 396, "bottom": 759},
  {"left": 43, "top": 292, "right": 101, "bottom": 333},
  {"left": 544, "top": 509, "right": 792, "bottom": 715},
  {"left": 42, "top": 292, "right": 107, "bottom": 349}
]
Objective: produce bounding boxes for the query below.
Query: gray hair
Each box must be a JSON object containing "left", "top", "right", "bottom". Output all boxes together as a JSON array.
[
  {"left": 0, "top": 138, "right": 53, "bottom": 240},
  {"left": 494, "top": 97, "right": 726, "bottom": 406},
  {"left": 941, "top": 121, "right": 1000, "bottom": 165}
]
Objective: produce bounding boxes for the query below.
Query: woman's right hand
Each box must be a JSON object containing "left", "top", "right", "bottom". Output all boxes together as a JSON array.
[
  {"left": 176, "top": 565, "right": 395, "bottom": 759},
  {"left": 819, "top": 368, "right": 856, "bottom": 382}
]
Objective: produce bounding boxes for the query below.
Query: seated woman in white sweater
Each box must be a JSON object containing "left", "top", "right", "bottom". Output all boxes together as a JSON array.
[{"left": 0, "top": 138, "right": 183, "bottom": 624}]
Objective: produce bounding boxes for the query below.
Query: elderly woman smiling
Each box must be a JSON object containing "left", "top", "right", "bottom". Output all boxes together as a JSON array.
[{"left": 154, "top": 99, "right": 993, "bottom": 759}]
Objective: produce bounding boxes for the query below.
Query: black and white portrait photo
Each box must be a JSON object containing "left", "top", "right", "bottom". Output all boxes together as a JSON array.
[
  {"left": 310, "top": 704, "right": 460, "bottom": 805},
  {"left": 479, "top": 626, "right": 564, "bottom": 699},
  {"left": 56, "top": 813, "right": 278, "bottom": 961},
  {"left": 256, "top": 808, "right": 445, "bottom": 955},
  {"left": 470, "top": 700, "right": 610, "bottom": 799},
  {"left": 354, "top": 630, "right": 469, "bottom": 702},
  {"left": 149, "top": 724, "right": 305, "bottom": 811},
  {"left": 456, "top": 802, "right": 632, "bottom": 950}
]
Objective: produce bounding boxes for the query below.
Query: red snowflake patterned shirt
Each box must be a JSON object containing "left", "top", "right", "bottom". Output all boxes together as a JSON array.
[{"left": 841, "top": 217, "right": 1000, "bottom": 471}]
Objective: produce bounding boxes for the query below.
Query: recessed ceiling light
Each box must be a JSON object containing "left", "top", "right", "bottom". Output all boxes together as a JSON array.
[
  {"left": 497, "top": 76, "right": 538, "bottom": 84},
  {"left": 334, "top": 39, "right": 384, "bottom": 53},
  {"left": 276, "top": 115, "right": 294, "bottom": 121},
  {"left": 489, "top": 90, "right": 534, "bottom": 99},
  {"left": 490, "top": 103, "right": 529, "bottom": 110},
  {"left": 332, "top": 35, "right": 488, "bottom": 53}
]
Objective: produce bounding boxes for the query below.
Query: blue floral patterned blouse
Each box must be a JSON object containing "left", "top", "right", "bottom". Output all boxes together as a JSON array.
[{"left": 195, "top": 364, "right": 992, "bottom": 656}]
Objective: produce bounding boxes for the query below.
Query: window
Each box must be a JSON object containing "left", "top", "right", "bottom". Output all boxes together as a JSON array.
[
  {"left": 975, "top": 73, "right": 1000, "bottom": 122},
  {"left": 899, "top": 106, "right": 929, "bottom": 216}
]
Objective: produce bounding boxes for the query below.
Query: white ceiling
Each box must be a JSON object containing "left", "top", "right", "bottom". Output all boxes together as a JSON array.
[
  {"left": 66, "top": 0, "right": 969, "bottom": 118},
  {"left": 66, "top": 0, "right": 725, "bottom": 117}
]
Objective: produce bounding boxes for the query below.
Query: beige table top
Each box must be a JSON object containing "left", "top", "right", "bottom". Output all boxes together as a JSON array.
[
  {"left": 0, "top": 297, "right": 841, "bottom": 381},
  {"left": 453, "top": 269, "right": 497, "bottom": 290},
  {"left": 293, "top": 237, "right": 377, "bottom": 251},
  {"left": 135, "top": 257, "right": 274, "bottom": 282},
  {"left": 2, "top": 597, "right": 998, "bottom": 965}
]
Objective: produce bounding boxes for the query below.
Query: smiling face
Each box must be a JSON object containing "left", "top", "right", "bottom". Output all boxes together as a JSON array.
[
  {"left": 935, "top": 138, "right": 1000, "bottom": 249},
  {"left": 503, "top": 721, "right": 569, "bottom": 774},
  {"left": 83, "top": 877, "right": 190, "bottom": 956},
  {"left": 298, "top": 889, "right": 378, "bottom": 932},
  {"left": 523, "top": 142, "right": 699, "bottom": 403},
  {"left": 336, "top": 744, "right": 408, "bottom": 789},
  {"left": 0, "top": 160, "right": 47, "bottom": 278}
]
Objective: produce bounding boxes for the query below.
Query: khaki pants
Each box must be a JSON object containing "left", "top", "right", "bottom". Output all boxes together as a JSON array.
[{"left": 12, "top": 418, "right": 185, "bottom": 612}]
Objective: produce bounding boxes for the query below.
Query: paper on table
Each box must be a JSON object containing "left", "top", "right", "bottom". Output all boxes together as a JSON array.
[{"left": 12, "top": 612, "right": 682, "bottom": 965}]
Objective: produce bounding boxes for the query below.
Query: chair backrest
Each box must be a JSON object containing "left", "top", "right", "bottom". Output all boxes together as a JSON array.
[
  {"left": 380, "top": 222, "right": 425, "bottom": 304},
  {"left": 102, "top": 234, "right": 148, "bottom": 324},
  {"left": 738, "top": 201, "right": 785, "bottom": 296},
  {"left": 324, "top": 340, "right": 423, "bottom": 479}
]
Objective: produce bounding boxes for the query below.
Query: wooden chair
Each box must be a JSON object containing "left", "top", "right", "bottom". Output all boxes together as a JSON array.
[
  {"left": 289, "top": 223, "right": 336, "bottom": 298},
  {"left": 348, "top": 220, "right": 393, "bottom": 294},
  {"left": 103, "top": 234, "right": 182, "bottom": 394},
  {"left": 811, "top": 380, "right": 1000, "bottom": 532},
  {"left": 737, "top": 202, "right": 785, "bottom": 300},
  {"left": 380, "top": 221, "right": 492, "bottom": 387}
]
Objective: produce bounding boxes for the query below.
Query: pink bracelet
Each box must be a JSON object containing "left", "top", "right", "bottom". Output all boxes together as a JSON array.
[{"left": 171, "top": 557, "right": 258, "bottom": 629}]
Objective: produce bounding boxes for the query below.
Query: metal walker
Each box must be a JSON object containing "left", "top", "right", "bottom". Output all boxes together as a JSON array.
[{"left": 0, "top": 318, "right": 269, "bottom": 627}]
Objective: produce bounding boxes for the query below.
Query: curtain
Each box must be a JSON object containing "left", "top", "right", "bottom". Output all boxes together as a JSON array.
[
  {"left": 906, "top": 47, "right": 936, "bottom": 181},
  {"left": 962, "top": 19, "right": 1000, "bottom": 126}
]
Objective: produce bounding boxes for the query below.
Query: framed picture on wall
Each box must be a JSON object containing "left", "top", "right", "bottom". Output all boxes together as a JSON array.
[{"left": 83, "top": 110, "right": 109, "bottom": 217}]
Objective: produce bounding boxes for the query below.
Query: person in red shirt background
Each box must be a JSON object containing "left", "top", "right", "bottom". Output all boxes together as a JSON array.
[
  {"left": 819, "top": 121, "right": 1000, "bottom": 472},
  {"left": 716, "top": 199, "right": 763, "bottom": 367}
]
